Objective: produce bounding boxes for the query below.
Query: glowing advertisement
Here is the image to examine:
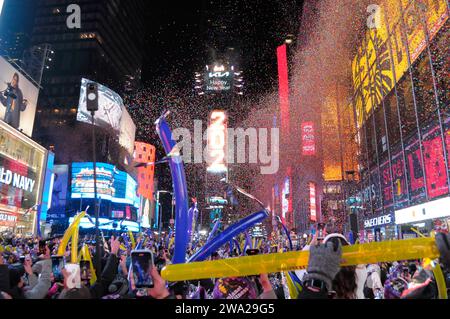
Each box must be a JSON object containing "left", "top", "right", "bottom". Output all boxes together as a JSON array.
[
  {"left": 301, "top": 122, "right": 316, "bottom": 156},
  {"left": 77, "top": 78, "right": 136, "bottom": 154},
  {"left": 395, "top": 197, "right": 450, "bottom": 225},
  {"left": 0, "top": 56, "right": 39, "bottom": 137},
  {"left": 205, "top": 65, "right": 232, "bottom": 92},
  {"left": 381, "top": 161, "right": 394, "bottom": 208},
  {"left": 207, "top": 111, "right": 227, "bottom": 174},
  {"left": 352, "top": 0, "right": 448, "bottom": 125},
  {"left": 391, "top": 152, "right": 409, "bottom": 208},
  {"left": 71, "top": 162, "right": 139, "bottom": 207},
  {"left": 423, "top": 126, "right": 449, "bottom": 199},
  {"left": 281, "top": 176, "right": 290, "bottom": 220},
  {"left": 405, "top": 136, "right": 426, "bottom": 202},
  {"left": 277, "top": 44, "right": 290, "bottom": 135},
  {"left": 309, "top": 182, "right": 317, "bottom": 222},
  {"left": 0, "top": 121, "right": 45, "bottom": 212},
  {"left": 46, "top": 165, "right": 69, "bottom": 220}
]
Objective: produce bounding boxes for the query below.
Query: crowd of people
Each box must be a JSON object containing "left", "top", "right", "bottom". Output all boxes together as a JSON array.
[{"left": 1, "top": 228, "right": 449, "bottom": 300}]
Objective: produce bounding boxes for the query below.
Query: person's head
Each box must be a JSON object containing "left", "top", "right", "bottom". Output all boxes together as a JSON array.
[
  {"left": 58, "top": 287, "right": 91, "bottom": 299},
  {"left": 11, "top": 73, "right": 19, "bottom": 88}
]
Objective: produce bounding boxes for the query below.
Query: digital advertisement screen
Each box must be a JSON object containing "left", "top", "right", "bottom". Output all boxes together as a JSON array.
[
  {"left": 0, "top": 56, "right": 40, "bottom": 137},
  {"left": 423, "top": 126, "right": 449, "bottom": 199},
  {"left": 281, "top": 176, "right": 290, "bottom": 220},
  {"left": 301, "top": 122, "right": 316, "bottom": 156},
  {"left": 405, "top": 137, "right": 426, "bottom": 202},
  {"left": 205, "top": 65, "right": 232, "bottom": 92},
  {"left": 391, "top": 153, "right": 408, "bottom": 208},
  {"left": 380, "top": 162, "right": 393, "bottom": 208},
  {"left": 77, "top": 78, "right": 136, "bottom": 154},
  {"left": 71, "top": 162, "right": 139, "bottom": 207},
  {"left": 46, "top": 165, "right": 69, "bottom": 220}
]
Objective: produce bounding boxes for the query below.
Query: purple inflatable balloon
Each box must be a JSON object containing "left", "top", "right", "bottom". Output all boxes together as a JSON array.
[
  {"left": 207, "top": 218, "right": 221, "bottom": 243},
  {"left": 188, "top": 210, "right": 268, "bottom": 262},
  {"left": 155, "top": 113, "right": 189, "bottom": 264}
]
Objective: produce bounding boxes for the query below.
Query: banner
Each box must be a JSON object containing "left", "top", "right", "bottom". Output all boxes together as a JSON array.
[
  {"left": 352, "top": 0, "right": 449, "bottom": 125},
  {"left": 422, "top": 126, "right": 449, "bottom": 199},
  {"left": 0, "top": 57, "right": 39, "bottom": 137},
  {"left": 392, "top": 152, "right": 409, "bottom": 208}
]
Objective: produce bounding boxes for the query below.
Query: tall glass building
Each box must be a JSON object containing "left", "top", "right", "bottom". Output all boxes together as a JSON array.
[{"left": 350, "top": 0, "right": 449, "bottom": 242}]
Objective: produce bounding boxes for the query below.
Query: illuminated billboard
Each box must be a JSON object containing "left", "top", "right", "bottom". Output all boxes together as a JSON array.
[
  {"left": 0, "top": 120, "right": 47, "bottom": 233},
  {"left": 205, "top": 65, "right": 232, "bottom": 92},
  {"left": 281, "top": 176, "right": 291, "bottom": 220},
  {"left": 277, "top": 44, "right": 290, "bottom": 135},
  {"left": 0, "top": 56, "right": 39, "bottom": 137},
  {"left": 77, "top": 78, "right": 136, "bottom": 154},
  {"left": 352, "top": 0, "right": 448, "bottom": 126},
  {"left": 309, "top": 182, "right": 317, "bottom": 222},
  {"left": 301, "top": 122, "right": 316, "bottom": 156},
  {"left": 207, "top": 110, "right": 227, "bottom": 174},
  {"left": 71, "top": 162, "right": 139, "bottom": 208}
]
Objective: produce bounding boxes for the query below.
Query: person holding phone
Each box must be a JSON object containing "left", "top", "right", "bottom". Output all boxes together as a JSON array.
[{"left": 58, "top": 236, "right": 121, "bottom": 299}]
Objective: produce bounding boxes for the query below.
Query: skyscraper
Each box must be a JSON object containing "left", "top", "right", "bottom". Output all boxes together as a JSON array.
[{"left": 29, "top": 0, "right": 146, "bottom": 164}]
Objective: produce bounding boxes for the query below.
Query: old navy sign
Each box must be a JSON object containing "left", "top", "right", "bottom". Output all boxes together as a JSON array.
[
  {"left": 0, "top": 166, "right": 36, "bottom": 193},
  {"left": 364, "top": 214, "right": 392, "bottom": 228}
]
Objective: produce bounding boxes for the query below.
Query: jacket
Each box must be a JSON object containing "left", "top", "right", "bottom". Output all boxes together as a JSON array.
[{"left": 23, "top": 259, "right": 52, "bottom": 299}]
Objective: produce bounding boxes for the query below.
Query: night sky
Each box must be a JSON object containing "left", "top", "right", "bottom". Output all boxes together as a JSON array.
[{"left": 142, "top": 0, "right": 303, "bottom": 98}]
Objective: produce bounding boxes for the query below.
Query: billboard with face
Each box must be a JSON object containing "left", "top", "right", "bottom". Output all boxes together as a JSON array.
[
  {"left": 77, "top": 78, "right": 136, "bottom": 154},
  {"left": 0, "top": 56, "right": 39, "bottom": 137}
]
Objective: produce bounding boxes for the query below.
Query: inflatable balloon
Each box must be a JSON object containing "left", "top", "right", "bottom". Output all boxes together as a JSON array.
[
  {"left": 162, "top": 237, "right": 439, "bottom": 281},
  {"left": 187, "top": 210, "right": 268, "bottom": 262},
  {"left": 57, "top": 211, "right": 86, "bottom": 256},
  {"left": 156, "top": 113, "right": 189, "bottom": 264},
  {"left": 233, "top": 239, "right": 241, "bottom": 255},
  {"left": 207, "top": 219, "right": 221, "bottom": 243},
  {"left": 277, "top": 216, "right": 292, "bottom": 251}
]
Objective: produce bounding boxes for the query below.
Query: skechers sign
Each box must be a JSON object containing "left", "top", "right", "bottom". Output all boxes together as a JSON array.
[
  {"left": 364, "top": 214, "right": 392, "bottom": 229},
  {"left": 0, "top": 166, "right": 36, "bottom": 193}
]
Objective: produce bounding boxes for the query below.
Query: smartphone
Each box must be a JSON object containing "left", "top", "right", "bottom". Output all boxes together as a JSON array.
[
  {"left": 130, "top": 250, "right": 154, "bottom": 288},
  {"left": 80, "top": 260, "right": 91, "bottom": 281},
  {"left": 20, "top": 256, "right": 26, "bottom": 264},
  {"left": 51, "top": 255, "right": 65, "bottom": 282},
  {"left": 317, "top": 223, "right": 326, "bottom": 241},
  {"left": 65, "top": 264, "right": 81, "bottom": 289}
]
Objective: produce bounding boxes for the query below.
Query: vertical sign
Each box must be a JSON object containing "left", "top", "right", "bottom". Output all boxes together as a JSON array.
[
  {"left": 309, "top": 182, "right": 317, "bottom": 222},
  {"left": 302, "top": 122, "right": 316, "bottom": 156},
  {"left": 207, "top": 110, "right": 227, "bottom": 173},
  {"left": 277, "top": 44, "right": 290, "bottom": 136},
  {"left": 423, "top": 126, "right": 449, "bottom": 199}
]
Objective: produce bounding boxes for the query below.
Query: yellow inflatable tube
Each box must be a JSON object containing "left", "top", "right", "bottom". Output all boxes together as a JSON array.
[{"left": 161, "top": 237, "right": 439, "bottom": 282}]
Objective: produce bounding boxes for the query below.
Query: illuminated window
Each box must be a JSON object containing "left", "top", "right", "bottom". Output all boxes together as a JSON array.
[{"left": 80, "top": 33, "right": 96, "bottom": 39}]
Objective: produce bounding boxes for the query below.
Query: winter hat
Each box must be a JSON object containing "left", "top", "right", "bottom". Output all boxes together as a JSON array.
[
  {"left": 108, "top": 275, "right": 129, "bottom": 296},
  {"left": 212, "top": 277, "right": 257, "bottom": 299}
]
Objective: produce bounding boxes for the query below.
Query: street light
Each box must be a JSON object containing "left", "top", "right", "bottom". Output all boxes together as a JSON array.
[{"left": 155, "top": 190, "right": 174, "bottom": 234}]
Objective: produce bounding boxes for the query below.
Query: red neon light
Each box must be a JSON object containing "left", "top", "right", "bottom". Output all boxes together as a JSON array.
[
  {"left": 309, "top": 182, "right": 317, "bottom": 222},
  {"left": 277, "top": 44, "right": 290, "bottom": 135}
]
